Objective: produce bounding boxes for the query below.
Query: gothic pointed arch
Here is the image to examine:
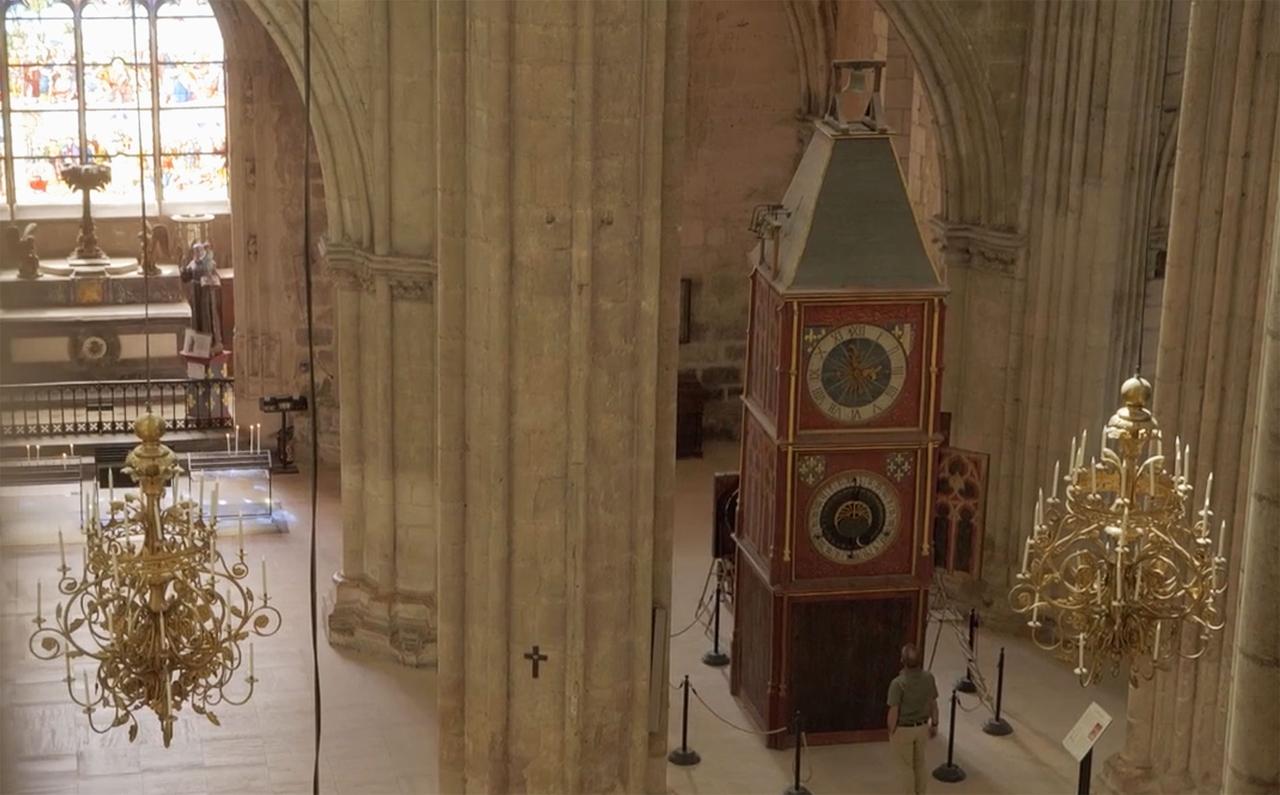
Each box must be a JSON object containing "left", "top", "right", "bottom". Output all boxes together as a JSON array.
[
  {"left": 211, "top": 0, "right": 372, "bottom": 249},
  {"left": 783, "top": 0, "right": 1013, "bottom": 231}
]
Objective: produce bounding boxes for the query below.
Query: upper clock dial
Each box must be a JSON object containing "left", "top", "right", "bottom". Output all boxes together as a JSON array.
[{"left": 805, "top": 323, "right": 908, "bottom": 423}]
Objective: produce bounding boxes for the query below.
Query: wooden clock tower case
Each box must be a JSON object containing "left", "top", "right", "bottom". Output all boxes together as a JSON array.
[{"left": 731, "top": 62, "right": 947, "bottom": 747}]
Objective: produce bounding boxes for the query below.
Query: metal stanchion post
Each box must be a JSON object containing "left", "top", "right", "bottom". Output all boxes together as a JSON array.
[
  {"left": 782, "top": 710, "right": 812, "bottom": 795},
  {"left": 982, "top": 646, "right": 1013, "bottom": 736},
  {"left": 956, "top": 608, "right": 977, "bottom": 694},
  {"left": 1078, "top": 749, "right": 1093, "bottom": 795},
  {"left": 932, "top": 688, "right": 966, "bottom": 783},
  {"left": 668, "top": 675, "right": 701, "bottom": 766},
  {"left": 703, "top": 577, "right": 730, "bottom": 667}
]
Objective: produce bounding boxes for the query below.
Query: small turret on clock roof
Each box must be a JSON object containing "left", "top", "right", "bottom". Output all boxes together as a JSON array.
[{"left": 749, "top": 62, "right": 943, "bottom": 296}]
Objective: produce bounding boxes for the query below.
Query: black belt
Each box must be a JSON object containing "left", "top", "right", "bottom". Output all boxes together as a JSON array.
[{"left": 898, "top": 719, "right": 930, "bottom": 727}]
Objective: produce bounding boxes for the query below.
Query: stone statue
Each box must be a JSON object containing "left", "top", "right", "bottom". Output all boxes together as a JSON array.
[
  {"left": 180, "top": 241, "right": 224, "bottom": 354},
  {"left": 138, "top": 221, "right": 171, "bottom": 276},
  {"left": 2, "top": 223, "right": 41, "bottom": 279}
]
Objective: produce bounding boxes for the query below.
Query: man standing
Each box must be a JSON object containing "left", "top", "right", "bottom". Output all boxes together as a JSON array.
[{"left": 887, "top": 643, "right": 939, "bottom": 794}]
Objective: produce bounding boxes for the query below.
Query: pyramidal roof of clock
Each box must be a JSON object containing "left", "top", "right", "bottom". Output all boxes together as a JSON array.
[{"left": 762, "top": 120, "right": 945, "bottom": 294}]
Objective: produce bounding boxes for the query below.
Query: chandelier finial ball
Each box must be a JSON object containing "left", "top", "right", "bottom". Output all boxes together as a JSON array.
[
  {"left": 1121, "top": 375, "right": 1153, "bottom": 408},
  {"left": 133, "top": 413, "right": 167, "bottom": 443}
]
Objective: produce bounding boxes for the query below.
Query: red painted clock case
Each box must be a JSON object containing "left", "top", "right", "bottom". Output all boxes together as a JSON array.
[{"left": 731, "top": 272, "right": 945, "bottom": 747}]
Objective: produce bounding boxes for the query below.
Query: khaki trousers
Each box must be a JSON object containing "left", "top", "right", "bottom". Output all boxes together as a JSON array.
[{"left": 890, "top": 724, "right": 930, "bottom": 794}]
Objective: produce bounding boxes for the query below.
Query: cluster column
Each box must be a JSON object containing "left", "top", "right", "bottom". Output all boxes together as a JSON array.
[
  {"left": 434, "top": 0, "right": 687, "bottom": 791},
  {"left": 326, "top": 248, "right": 438, "bottom": 666},
  {"left": 1223, "top": 197, "right": 1280, "bottom": 793},
  {"left": 984, "top": 0, "right": 1171, "bottom": 597},
  {"left": 1103, "top": 1, "right": 1280, "bottom": 791}
]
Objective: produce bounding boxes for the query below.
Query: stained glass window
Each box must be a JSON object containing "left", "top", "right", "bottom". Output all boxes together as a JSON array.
[{"left": 0, "top": 0, "right": 228, "bottom": 215}]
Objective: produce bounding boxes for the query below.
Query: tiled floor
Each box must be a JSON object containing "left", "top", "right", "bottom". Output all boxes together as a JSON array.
[
  {"left": 1, "top": 442, "right": 1127, "bottom": 794},
  {"left": 1, "top": 467, "right": 434, "bottom": 795}
]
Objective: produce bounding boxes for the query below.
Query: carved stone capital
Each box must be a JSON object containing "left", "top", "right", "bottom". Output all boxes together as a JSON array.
[
  {"left": 328, "top": 573, "right": 436, "bottom": 667},
  {"left": 324, "top": 242, "right": 435, "bottom": 298},
  {"left": 388, "top": 273, "right": 433, "bottom": 302},
  {"left": 328, "top": 263, "right": 373, "bottom": 293},
  {"left": 929, "top": 218, "right": 1025, "bottom": 277}
]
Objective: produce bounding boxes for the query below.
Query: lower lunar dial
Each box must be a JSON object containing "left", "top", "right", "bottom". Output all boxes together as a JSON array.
[{"left": 807, "top": 470, "right": 901, "bottom": 564}]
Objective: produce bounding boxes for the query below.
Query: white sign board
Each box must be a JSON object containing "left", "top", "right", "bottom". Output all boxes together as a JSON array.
[
  {"left": 181, "top": 328, "right": 213, "bottom": 361},
  {"left": 1063, "top": 702, "right": 1112, "bottom": 762}
]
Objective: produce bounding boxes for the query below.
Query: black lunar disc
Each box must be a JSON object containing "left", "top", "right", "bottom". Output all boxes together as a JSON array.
[
  {"left": 819, "top": 484, "right": 887, "bottom": 552},
  {"left": 820, "top": 337, "right": 893, "bottom": 409}
]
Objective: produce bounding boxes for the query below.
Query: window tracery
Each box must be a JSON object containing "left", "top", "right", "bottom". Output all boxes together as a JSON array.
[{"left": 0, "top": 0, "right": 226, "bottom": 218}]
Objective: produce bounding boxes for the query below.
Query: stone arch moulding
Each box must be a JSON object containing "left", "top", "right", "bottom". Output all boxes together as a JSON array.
[
  {"left": 784, "top": 0, "right": 1013, "bottom": 232},
  {"left": 216, "top": 0, "right": 374, "bottom": 250}
]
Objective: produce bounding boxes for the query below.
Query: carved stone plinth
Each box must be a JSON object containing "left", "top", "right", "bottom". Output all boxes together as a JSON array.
[{"left": 327, "top": 574, "right": 436, "bottom": 666}]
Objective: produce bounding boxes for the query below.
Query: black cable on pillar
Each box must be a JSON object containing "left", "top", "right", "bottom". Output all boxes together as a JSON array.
[
  {"left": 301, "top": 0, "right": 323, "bottom": 791},
  {"left": 128, "top": 0, "right": 151, "bottom": 409}
]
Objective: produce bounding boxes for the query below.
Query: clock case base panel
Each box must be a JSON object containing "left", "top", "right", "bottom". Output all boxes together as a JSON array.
[{"left": 730, "top": 556, "right": 927, "bottom": 748}]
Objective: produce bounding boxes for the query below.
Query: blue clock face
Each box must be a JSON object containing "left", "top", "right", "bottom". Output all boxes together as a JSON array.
[
  {"left": 806, "top": 324, "right": 908, "bottom": 423},
  {"left": 819, "top": 337, "right": 895, "bottom": 409}
]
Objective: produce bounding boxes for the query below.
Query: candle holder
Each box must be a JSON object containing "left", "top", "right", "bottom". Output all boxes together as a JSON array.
[
  {"left": 1009, "top": 375, "right": 1228, "bottom": 687},
  {"left": 27, "top": 413, "right": 280, "bottom": 746},
  {"left": 57, "top": 163, "right": 113, "bottom": 265}
]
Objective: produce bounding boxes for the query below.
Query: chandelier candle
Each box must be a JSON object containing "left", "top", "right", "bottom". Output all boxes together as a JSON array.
[
  {"left": 27, "top": 414, "right": 282, "bottom": 746},
  {"left": 1009, "top": 376, "right": 1228, "bottom": 687}
]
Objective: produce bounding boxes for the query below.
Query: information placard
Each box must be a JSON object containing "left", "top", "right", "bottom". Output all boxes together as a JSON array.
[{"left": 1063, "top": 702, "right": 1112, "bottom": 762}]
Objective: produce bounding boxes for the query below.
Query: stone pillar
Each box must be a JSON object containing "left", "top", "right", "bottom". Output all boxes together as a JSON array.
[
  {"left": 434, "top": 0, "right": 686, "bottom": 791},
  {"left": 985, "top": 0, "right": 1171, "bottom": 598},
  {"left": 1102, "top": 2, "right": 1280, "bottom": 791},
  {"left": 326, "top": 247, "right": 437, "bottom": 666},
  {"left": 1223, "top": 182, "right": 1280, "bottom": 793}
]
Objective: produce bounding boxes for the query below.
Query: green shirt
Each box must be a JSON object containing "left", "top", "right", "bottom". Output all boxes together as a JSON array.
[{"left": 887, "top": 668, "right": 938, "bottom": 725}]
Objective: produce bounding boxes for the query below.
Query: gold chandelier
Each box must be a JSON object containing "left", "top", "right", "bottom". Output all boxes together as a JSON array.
[
  {"left": 29, "top": 414, "right": 280, "bottom": 746},
  {"left": 1009, "top": 375, "right": 1228, "bottom": 686}
]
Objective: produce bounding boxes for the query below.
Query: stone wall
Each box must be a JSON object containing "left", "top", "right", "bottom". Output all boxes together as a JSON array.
[
  {"left": 678, "top": 0, "right": 805, "bottom": 438},
  {"left": 216, "top": 2, "right": 339, "bottom": 464}
]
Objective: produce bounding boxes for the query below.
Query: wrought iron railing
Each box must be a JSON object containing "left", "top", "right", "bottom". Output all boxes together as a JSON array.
[{"left": 0, "top": 379, "right": 234, "bottom": 438}]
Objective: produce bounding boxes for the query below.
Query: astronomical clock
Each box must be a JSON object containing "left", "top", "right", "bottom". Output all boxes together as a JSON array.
[{"left": 730, "top": 103, "right": 947, "bottom": 746}]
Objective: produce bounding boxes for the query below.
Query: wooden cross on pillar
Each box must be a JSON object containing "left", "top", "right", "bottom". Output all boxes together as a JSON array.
[{"left": 523, "top": 645, "right": 548, "bottom": 679}]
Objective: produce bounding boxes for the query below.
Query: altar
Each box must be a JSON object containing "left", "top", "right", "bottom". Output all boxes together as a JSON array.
[
  {"left": 0, "top": 163, "right": 230, "bottom": 385},
  {"left": 0, "top": 264, "right": 191, "bottom": 382}
]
